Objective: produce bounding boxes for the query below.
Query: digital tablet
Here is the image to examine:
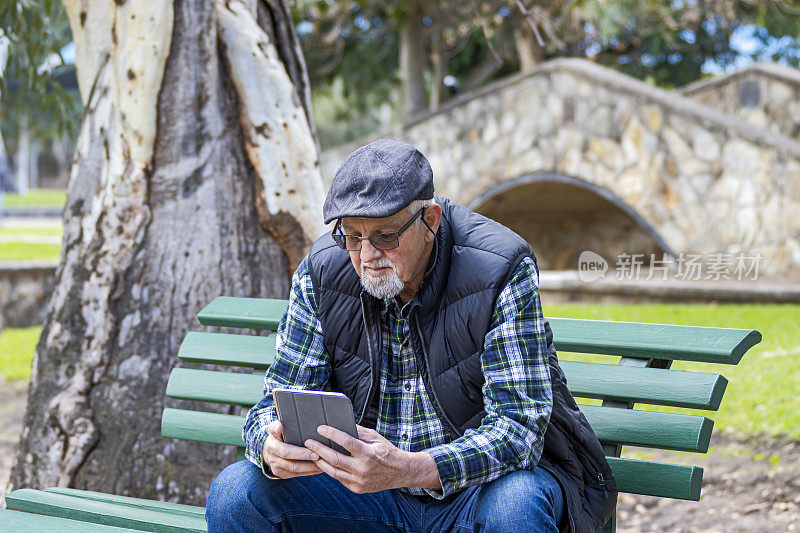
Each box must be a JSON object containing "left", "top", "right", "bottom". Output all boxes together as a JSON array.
[{"left": 273, "top": 388, "right": 358, "bottom": 456}]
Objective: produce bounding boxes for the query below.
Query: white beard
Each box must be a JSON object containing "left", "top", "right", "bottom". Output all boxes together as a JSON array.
[{"left": 360, "top": 258, "right": 404, "bottom": 298}]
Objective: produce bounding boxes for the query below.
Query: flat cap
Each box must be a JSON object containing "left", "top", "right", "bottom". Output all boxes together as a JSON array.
[{"left": 323, "top": 138, "right": 434, "bottom": 224}]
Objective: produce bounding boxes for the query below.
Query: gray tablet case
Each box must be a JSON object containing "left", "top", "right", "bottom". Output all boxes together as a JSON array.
[{"left": 273, "top": 389, "right": 358, "bottom": 456}]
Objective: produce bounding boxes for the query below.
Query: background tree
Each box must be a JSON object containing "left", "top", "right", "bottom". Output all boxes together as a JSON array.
[
  {"left": 8, "top": 0, "right": 324, "bottom": 503},
  {"left": 0, "top": 1, "right": 81, "bottom": 192},
  {"left": 295, "top": 0, "right": 800, "bottom": 147}
]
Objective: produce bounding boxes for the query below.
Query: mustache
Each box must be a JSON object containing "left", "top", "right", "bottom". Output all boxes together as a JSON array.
[{"left": 361, "top": 258, "right": 396, "bottom": 271}]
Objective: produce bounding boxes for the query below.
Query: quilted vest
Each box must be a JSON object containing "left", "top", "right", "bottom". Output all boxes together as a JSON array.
[{"left": 307, "top": 197, "right": 617, "bottom": 532}]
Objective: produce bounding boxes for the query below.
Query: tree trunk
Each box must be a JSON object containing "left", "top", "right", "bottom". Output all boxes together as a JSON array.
[
  {"left": 514, "top": 23, "right": 544, "bottom": 71},
  {"left": 399, "top": 5, "right": 427, "bottom": 117},
  {"left": 28, "top": 140, "right": 39, "bottom": 190},
  {"left": 0, "top": 129, "right": 12, "bottom": 193},
  {"left": 0, "top": 38, "right": 16, "bottom": 193},
  {"left": 462, "top": 53, "right": 504, "bottom": 92},
  {"left": 14, "top": 117, "right": 30, "bottom": 195},
  {"left": 430, "top": 28, "right": 446, "bottom": 110},
  {"left": 9, "top": 0, "right": 324, "bottom": 505}
]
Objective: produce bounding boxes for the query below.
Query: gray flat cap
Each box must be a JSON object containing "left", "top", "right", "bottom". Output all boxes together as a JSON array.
[{"left": 323, "top": 138, "right": 434, "bottom": 224}]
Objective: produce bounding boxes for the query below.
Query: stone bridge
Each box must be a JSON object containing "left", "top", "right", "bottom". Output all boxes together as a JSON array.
[{"left": 321, "top": 58, "right": 800, "bottom": 279}]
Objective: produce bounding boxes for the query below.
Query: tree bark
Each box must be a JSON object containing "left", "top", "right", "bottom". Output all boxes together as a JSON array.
[
  {"left": 430, "top": 29, "right": 446, "bottom": 109},
  {"left": 0, "top": 129, "right": 13, "bottom": 192},
  {"left": 399, "top": 5, "right": 427, "bottom": 117},
  {"left": 9, "top": 0, "right": 323, "bottom": 505},
  {"left": 514, "top": 22, "right": 544, "bottom": 71},
  {"left": 0, "top": 38, "right": 12, "bottom": 193},
  {"left": 14, "top": 117, "right": 30, "bottom": 195}
]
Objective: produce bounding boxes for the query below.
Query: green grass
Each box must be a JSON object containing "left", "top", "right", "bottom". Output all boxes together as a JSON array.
[
  {"left": 0, "top": 224, "right": 63, "bottom": 262},
  {"left": 546, "top": 302, "right": 800, "bottom": 440},
  {"left": 0, "top": 243, "right": 62, "bottom": 262},
  {"left": 1, "top": 303, "right": 797, "bottom": 440},
  {"left": 1, "top": 188, "right": 67, "bottom": 209},
  {"left": 0, "top": 225, "right": 63, "bottom": 237},
  {"left": 0, "top": 326, "right": 40, "bottom": 381}
]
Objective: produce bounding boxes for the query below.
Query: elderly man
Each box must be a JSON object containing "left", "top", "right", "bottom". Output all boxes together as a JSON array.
[{"left": 206, "top": 139, "right": 616, "bottom": 532}]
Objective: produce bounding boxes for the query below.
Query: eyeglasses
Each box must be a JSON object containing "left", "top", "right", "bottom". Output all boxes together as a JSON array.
[{"left": 333, "top": 207, "right": 427, "bottom": 251}]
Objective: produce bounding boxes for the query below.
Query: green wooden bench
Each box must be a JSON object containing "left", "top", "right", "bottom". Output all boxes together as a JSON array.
[{"left": 3, "top": 296, "right": 762, "bottom": 532}]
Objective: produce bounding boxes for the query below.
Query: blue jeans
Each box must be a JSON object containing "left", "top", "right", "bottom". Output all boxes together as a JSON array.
[{"left": 206, "top": 460, "right": 564, "bottom": 532}]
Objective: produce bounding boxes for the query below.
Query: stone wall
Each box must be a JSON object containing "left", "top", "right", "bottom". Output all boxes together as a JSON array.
[
  {"left": 322, "top": 58, "right": 800, "bottom": 279},
  {"left": 681, "top": 62, "right": 800, "bottom": 141},
  {"left": 0, "top": 263, "right": 56, "bottom": 328}
]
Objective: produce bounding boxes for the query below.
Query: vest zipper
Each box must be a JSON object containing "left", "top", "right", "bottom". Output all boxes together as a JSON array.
[
  {"left": 597, "top": 472, "right": 608, "bottom": 497},
  {"left": 359, "top": 296, "right": 379, "bottom": 423},
  {"left": 414, "top": 313, "right": 461, "bottom": 437}
]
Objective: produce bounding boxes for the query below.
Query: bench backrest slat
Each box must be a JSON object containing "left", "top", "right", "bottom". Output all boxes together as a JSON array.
[
  {"left": 162, "top": 408, "right": 244, "bottom": 448},
  {"left": 164, "top": 370, "right": 714, "bottom": 453},
  {"left": 605, "top": 457, "right": 703, "bottom": 500},
  {"left": 581, "top": 406, "right": 714, "bottom": 453},
  {"left": 178, "top": 332, "right": 275, "bottom": 369},
  {"left": 550, "top": 317, "right": 761, "bottom": 364},
  {"left": 166, "top": 368, "right": 264, "bottom": 406},
  {"left": 159, "top": 407, "right": 708, "bottom": 501},
  {"left": 174, "top": 338, "right": 729, "bottom": 411},
  {"left": 195, "top": 297, "right": 761, "bottom": 364},
  {"left": 560, "top": 360, "right": 727, "bottom": 410},
  {"left": 197, "top": 297, "right": 286, "bottom": 330}
]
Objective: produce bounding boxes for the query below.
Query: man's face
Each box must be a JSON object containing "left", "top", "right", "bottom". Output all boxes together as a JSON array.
[{"left": 340, "top": 204, "right": 441, "bottom": 302}]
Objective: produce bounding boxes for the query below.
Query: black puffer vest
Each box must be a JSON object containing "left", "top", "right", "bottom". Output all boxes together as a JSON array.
[{"left": 308, "top": 197, "right": 617, "bottom": 532}]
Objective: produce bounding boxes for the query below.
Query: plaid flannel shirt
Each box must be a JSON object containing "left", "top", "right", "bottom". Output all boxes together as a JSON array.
[{"left": 243, "top": 255, "right": 552, "bottom": 499}]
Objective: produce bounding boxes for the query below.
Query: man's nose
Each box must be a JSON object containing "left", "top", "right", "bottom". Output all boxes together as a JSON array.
[{"left": 360, "top": 238, "right": 383, "bottom": 262}]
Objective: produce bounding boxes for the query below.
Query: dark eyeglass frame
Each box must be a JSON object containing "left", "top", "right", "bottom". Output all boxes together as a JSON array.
[{"left": 333, "top": 207, "right": 430, "bottom": 251}]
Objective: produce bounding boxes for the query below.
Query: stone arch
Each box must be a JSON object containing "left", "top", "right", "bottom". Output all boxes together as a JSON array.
[
  {"left": 469, "top": 172, "right": 675, "bottom": 270},
  {"left": 321, "top": 58, "right": 800, "bottom": 278}
]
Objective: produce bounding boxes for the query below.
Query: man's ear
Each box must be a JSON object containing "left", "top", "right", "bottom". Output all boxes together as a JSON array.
[{"left": 424, "top": 203, "right": 443, "bottom": 240}]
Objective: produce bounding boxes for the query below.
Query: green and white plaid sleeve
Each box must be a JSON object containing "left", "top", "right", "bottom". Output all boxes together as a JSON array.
[
  {"left": 424, "top": 256, "right": 553, "bottom": 498},
  {"left": 242, "top": 257, "right": 331, "bottom": 475}
]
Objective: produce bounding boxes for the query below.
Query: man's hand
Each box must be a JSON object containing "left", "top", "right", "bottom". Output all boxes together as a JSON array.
[
  {"left": 305, "top": 425, "right": 442, "bottom": 494},
  {"left": 262, "top": 420, "right": 323, "bottom": 479}
]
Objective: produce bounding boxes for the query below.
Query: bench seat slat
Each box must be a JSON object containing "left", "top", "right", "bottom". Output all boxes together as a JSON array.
[
  {"left": 178, "top": 332, "right": 275, "bottom": 369},
  {"left": 43, "top": 488, "right": 205, "bottom": 516},
  {"left": 582, "top": 406, "right": 714, "bottom": 453},
  {"left": 606, "top": 457, "right": 702, "bottom": 500},
  {"left": 560, "top": 360, "right": 728, "bottom": 410},
  {"left": 0, "top": 508, "right": 146, "bottom": 532},
  {"left": 550, "top": 317, "right": 761, "bottom": 364},
  {"left": 4, "top": 489, "right": 206, "bottom": 533},
  {"left": 196, "top": 297, "right": 761, "bottom": 364},
  {"left": 166, "top": 368, "right": 264, "bottom": 405}
]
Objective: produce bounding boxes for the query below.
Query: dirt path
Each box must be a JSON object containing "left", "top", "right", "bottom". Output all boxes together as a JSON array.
[
  {"left": 0, "top": 378, "right": 27, "bottom": 508},
  {"left": 617, "top": 435, "right": 800, "bottom": 532},
  {"left": 1, "top": 381, "right": 798, "bottom": 530}
]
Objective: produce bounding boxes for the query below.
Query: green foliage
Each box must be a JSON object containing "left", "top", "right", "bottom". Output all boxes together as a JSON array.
[
  {"left": 547, "top": 302, "right": 800, "bottom": 440},
  {"left": 0, "top": 326, "right": 39, "bottom": 381},
  {"left": 294, "top": 1, "right": 800, "bottom": 144},
  {"left": 292, "top": 1, "right": 402, "bottom": 147},
  {"left": 575, "top": 1, "right": 800, "bottom": 88},
  {"left": 0, "top": 1, "right": 82, "bottom": 148}
]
